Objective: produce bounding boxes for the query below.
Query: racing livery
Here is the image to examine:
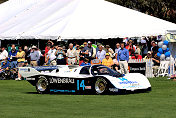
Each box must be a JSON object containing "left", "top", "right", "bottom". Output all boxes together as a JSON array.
[{"left": 19, "top": 65, "right": 151, "bottom": 94}]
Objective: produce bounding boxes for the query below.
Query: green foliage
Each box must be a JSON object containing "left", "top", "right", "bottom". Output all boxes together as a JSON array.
[
  {"left": 0, "top": 78, "right": 176, "bottom": 118},
  {"left": 107, "top": 0, "right": 176, "bottom": 23}
]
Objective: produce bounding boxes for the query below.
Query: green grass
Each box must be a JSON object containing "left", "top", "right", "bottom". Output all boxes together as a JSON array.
[{"left": 0, "top": 77, "right": 176, "bottom": 118}]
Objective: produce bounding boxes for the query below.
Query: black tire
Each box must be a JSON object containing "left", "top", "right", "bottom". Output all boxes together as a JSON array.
[
  {"left": 95, "top": 77, "right": 108, "bottom": 95},
  {"left": 36, "top": 76, "right": 49, "bottom": 94}
]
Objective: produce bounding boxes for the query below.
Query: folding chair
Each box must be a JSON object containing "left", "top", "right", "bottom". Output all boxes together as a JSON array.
[{"left": 157, "top": 61, "right": 170, "bottom": 77}]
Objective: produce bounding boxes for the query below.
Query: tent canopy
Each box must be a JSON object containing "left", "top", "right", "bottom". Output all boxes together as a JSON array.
[{"left": 0, "top": 0, "right": 176, "bottom": 39}]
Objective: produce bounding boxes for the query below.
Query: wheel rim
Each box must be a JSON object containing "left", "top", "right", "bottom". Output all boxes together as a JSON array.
[
  {"left": 95, "top": 79, "right": 106, "bottom": 94},
  {"left": 37, "top": 78, "right": 48, "bottom": 92}
]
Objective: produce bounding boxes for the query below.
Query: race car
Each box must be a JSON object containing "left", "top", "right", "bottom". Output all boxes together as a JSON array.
[{"left": 18, "top": 65, "right": 151, "bottom": 94}]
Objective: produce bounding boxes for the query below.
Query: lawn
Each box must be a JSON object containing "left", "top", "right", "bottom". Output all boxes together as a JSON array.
[{"left": 0, "top": 77, "right": 176, "bottom": 118}]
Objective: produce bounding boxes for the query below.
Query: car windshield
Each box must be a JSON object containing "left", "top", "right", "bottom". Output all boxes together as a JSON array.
[{"left": 91, "top": 65, "right": 123, "bottom": 77}]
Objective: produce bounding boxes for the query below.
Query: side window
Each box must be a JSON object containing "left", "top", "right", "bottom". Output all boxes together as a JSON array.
[{"left": 80, "top": 66, "right": 90, "bottom": 75}]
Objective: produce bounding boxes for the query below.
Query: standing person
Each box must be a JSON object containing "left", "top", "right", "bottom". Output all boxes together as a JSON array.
[
  {"left": 115, "top": 43, "right": 121, "bottom": 54},
  {"left": 141, "top": 42, "right": 148, "bottom": 58},
  {"left": 8, "top": 44, "right": 18, "bottom": 68},
  {"left": 105, "top": 45, "right": 114, "bottom": 58},
  {"left": 16, "top": 46, "right": 25, "bottom": 80},
  {"left": 151, "top": 41, "right": 158, "bottom": 55},
  {"left": 82, "top": 41, "right": 94, "bottom": 62},
  {"left": 0, "top": 46, "right": 8, "bottom": 62},
  {"left": 46, "top": 45, "right": 57, "bottom": 66},
  {"left": 55, "top": 45, "right": 66, "bottom": 65},
  {"left": 125, "top": 40, "right": 135, "bottom": 57},
  {"left": 115, "top": 43, "right": 121, "bottom": 59},
  {"left": 75, "top": 45, "right": 81, "bottom": 65},
  {"left": 16, "top": 46, "right": 25, "bottom": 67},
  {"left": 79, "top": 46, "right": 85, "bottom": 65},
  {"left": 24, "top": 46, "right": 30, "bottom": 64},
  {"left": 96, "top": 45, "right": 106, "bottom": 62},
  {"left": 117, "top": 43, "right": 129, "bottom": 74},
  {"left": 29, "top": 46, "right": 39, "bottom": 67},
  {"left": 102, "top": 53, "right": 114, "bottom": 68},
  {"left": 66, "top": 43, "right": 77, "bottom": 65}
]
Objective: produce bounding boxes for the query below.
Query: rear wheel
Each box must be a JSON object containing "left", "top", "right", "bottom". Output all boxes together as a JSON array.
[
  {"left": 36, "top": 76, "right": 49, "bottom": 94},
  {"left": 95, "top": 78, "right": 108, "bottom": 94}
]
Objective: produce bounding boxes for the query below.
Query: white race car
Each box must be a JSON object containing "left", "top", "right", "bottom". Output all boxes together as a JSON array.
[{"left": 19, "top": 65, "right": 151, "bottom": 94}]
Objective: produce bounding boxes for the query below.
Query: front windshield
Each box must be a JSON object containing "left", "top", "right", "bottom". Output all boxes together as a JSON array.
[{"left": 91, "top": 65, "right": 123, "bottom": 77}]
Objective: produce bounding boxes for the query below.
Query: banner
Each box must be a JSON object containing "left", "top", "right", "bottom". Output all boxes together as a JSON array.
[
  {"left": 128, "top": 62, "right": 146, "bottom": 75},
  {"left": 166, "top": 30, "right": 176, "bottom": 42}
]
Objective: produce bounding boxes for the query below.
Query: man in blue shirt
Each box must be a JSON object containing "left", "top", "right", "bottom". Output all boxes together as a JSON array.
[
  {"left": 8, "top": 44, "right": 18, "bottom": 68},
  {"left": 117, "top": 43, "right": 129, "bottom": 74}
]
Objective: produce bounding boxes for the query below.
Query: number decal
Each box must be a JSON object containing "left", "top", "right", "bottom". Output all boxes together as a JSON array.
[
  {"left": 77, "top": 80, "right": 85, "bottom": 90},
  {"left": 119, "top": 78, "right": 128, "bottom": 81}
]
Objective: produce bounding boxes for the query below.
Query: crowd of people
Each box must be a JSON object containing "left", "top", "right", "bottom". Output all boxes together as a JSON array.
[{"left": 0, "top": 37, "right": 166, "bottom": 80}]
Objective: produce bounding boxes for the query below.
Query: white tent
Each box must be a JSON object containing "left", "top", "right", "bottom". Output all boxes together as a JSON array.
[{"left": 0, "top": 0, "right": 176, "bottom": 39}]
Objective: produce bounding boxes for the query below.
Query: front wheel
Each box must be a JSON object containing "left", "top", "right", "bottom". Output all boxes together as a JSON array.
[
  {"left": 36, "top": 76, "right": 49, "bottom": 94},
  {"left": 95, "top": 78, "right": 108, "bottom": 95}
]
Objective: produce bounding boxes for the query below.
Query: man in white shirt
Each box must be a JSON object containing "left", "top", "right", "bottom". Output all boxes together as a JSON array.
[
  {"left": 0, "top": 47, "right": 8, "bottom": 61},
  {"left": 47, "top": 45, "right": 57, "bottom": 66},
  {"left": 66, "top": 43, "right": 77, "bottom": 65}
]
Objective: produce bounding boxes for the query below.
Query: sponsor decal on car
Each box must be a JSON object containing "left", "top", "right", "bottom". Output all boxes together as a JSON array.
[
  {"left": 109, "top": 88, "right": 119, "bottom": 92},
  {"left": 50, "top": 89, "right": 75, "bottom": 93},
  {"left": 118, "top": 77, "right": 138, "bottom": 85},
  {"left": 85, "top": 86, "right": 91, "bottom": 89},
  {"left": 50, "top": 78, "right": 75, "bottom": 84}
]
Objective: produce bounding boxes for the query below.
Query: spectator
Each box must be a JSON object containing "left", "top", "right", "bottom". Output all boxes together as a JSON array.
[
  {"left": 16, "top": 46, "right": 25, "bottom": 80},
  {"left": 75, "top": 45, "right": 81, "bottom": 64},
  {"left": 125, "top": 40, "right": 135, "bottom": 56},
  {"left": 37, "top": 48, "right": 43, "bottom": 66},
  {"left": 79, "top": 46, "right": 85, "bottom": 65},
  {"left": 102, "top": 53, "right": 113, "bottom": 68},
  {"left": 115, "top": 43, "right": 121, "bottom": 54},
  {"left": 105, "top": 45, "right": 114, "bottom": 58},
  {"left": 112, "top": 57, "right": 120, "bottom": 72},
  {"left": 55, "top": 45, "right": 66, "bottom": 65},
  {"left": 16, "top": 46, "right": 25, "bottom": 67},
  {"left": 152, "top": 53, "right": 160, "bottom": 76},
  {"left": 117, "top": 43, "right": 129, "bottom": 74},
  {"left": 0, "top": 46, "right": 8, "bottom": 61},
  {"left": 45, "top": 45, "right": 51, "bottom": 63},
  {"left": 46, "top": 45, "right": 57, "bottom": 66},
  {"left": 80, "top": 58, "right": 91, "bottom": 66},
  {"left": 66, "top": 43, "right": 77, "bottom": 65},
  {"left": 141, "top": 43, "right": 148, "bottom": 58},
  {"left": 96, "top": 45, "right": 106, "bottom": 62},
  {"left": 143, "top": 51, "right": 152, "bottom": 60},
  {"left": 83, "top": 42, "right": 87, "bottom": 48},
  {"left": 131, "top": 50, "right": 142, "bottom": 59},
  {"left": 136, "top": 44, "right": 141, "bottom": 55},
  {"left": 82, "top": 41, "right": 94, "bottom": 62},
  {"left": 9, "top": 44, "right": 18, "bottom": 68},
  {"left": 96, "top": 43, "right": 101, "bottom": 53},
  {"left": 123, "top": 37, "right": 128, "bottom": 45},
  {"left": 24, "top": 46, "right": 30, "bottom": 64},
  {"left": 151, "top": 41, "right": 158, "bottom": 54},
  {"left": 29, "top": 46, "right": 39, "bottom": 67}
]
